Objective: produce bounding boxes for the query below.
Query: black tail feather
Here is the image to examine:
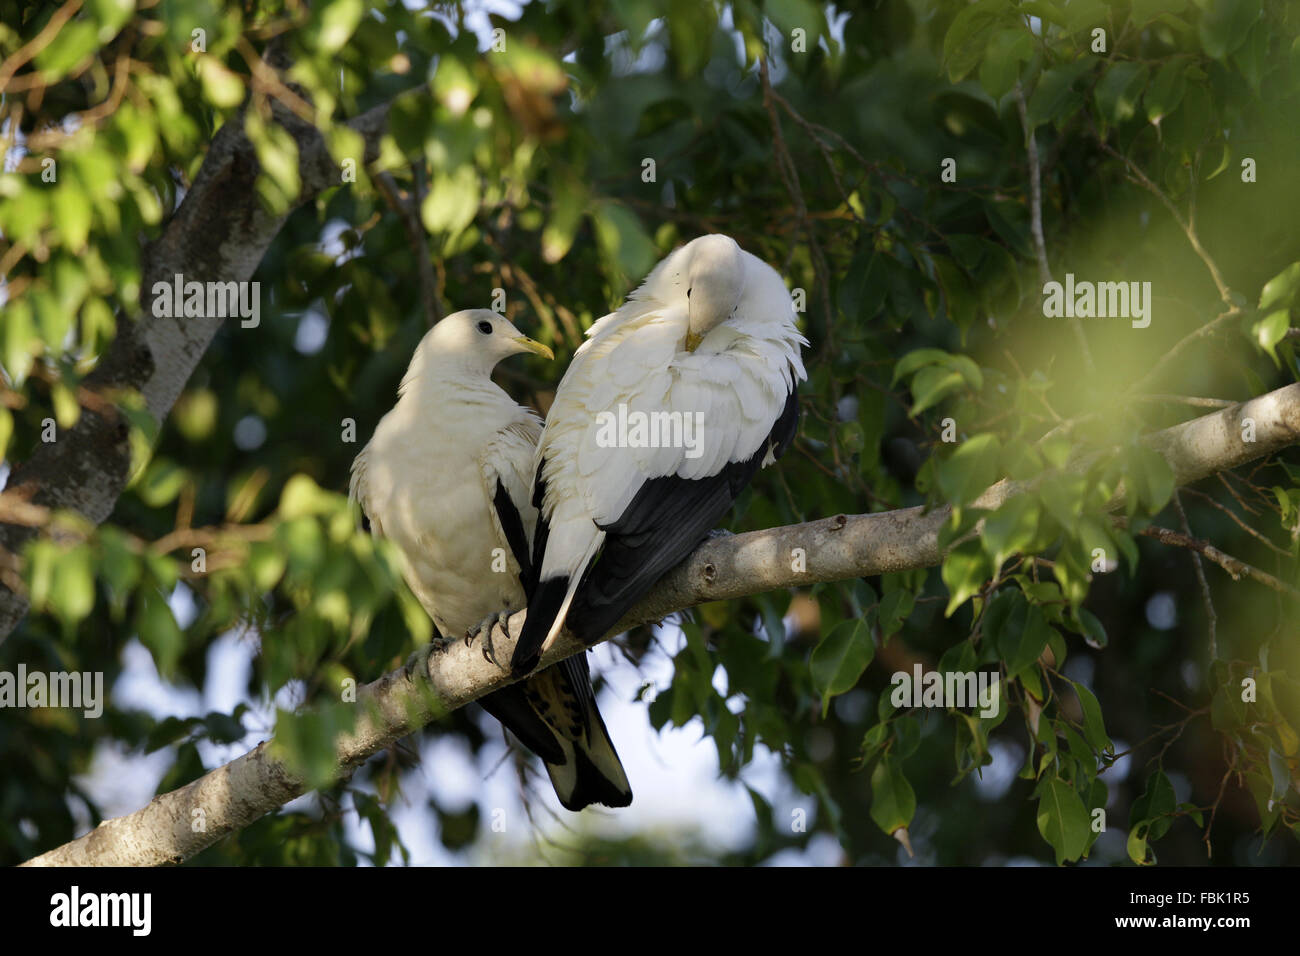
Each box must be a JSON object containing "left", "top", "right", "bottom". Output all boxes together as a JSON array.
[
  {"left": 511, "top": 574, "right": 568, "bottom": 676},
  {"left": 477, "top": 686, "right": 566, "bottom": 764},
  {"left": 559, "top": 746, "right": 634, "bottom": 811}
]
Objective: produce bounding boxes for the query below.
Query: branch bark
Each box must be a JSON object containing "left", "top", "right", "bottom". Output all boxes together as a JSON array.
[
  {"left": 0, "top": 68, "right": 396, "bottom": 644},
  {"left": 22, "top": 382, "right": 1300, "bottom": 866}
]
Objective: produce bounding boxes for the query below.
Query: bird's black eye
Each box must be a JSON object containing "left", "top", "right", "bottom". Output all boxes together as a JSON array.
[
  {"left": 477, "top": 320, "right": 493, "bottom": 334},
  {"left": 686, "top": 287, "right": 692, "bottom": 298}
]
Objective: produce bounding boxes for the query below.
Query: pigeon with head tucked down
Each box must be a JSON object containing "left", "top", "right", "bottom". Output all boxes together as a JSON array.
[{"left": 511, "top": 235, "right": 807, "bottom": 677}]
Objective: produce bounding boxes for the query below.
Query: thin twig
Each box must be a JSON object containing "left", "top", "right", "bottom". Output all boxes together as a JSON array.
[
  {"left": 1173, "top": 490, "right": 1217, "bottom": 658},
  {"left": 1015, "top": 82, "right": 1093, "bottom": 372},
  {"left": 1127, "top": 521, "right": 1300, "bottom": 599}
]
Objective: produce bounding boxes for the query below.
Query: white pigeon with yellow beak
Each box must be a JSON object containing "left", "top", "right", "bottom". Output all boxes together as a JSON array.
[
  {"left": 350, "top": 309, "right": 632, "bottom": 811},
  {"left": 511, "top": 235, "right": 807, "bottom": 676}
]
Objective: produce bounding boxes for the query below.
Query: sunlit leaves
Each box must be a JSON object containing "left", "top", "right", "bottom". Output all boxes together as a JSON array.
[
  {"left": 197, "top": 56, "right": 245, "bottom": 108},
  {"left": 314, "top": 0, "right": 366, "bottom": 56},
  {"left": 1259, "top": 261, "right": 1300, "bottom": 312},
  {"left": 420, "top": 165, "right": 480, "bottom": 246},
  {"left": 1145, "top": 56, "right": 1191, "bottom": 123},
  {"left": 245, "top": 110, "right": 302, "bottom": 213},
  {"left": 1198, "top": 0, "right": 1260, "bottom": 61},
  {"left": 936, "top": 433, "right": 1001, "bottom": 506},
  {"left": 272, "top": 701, "right": 358, "bottom": 791}
]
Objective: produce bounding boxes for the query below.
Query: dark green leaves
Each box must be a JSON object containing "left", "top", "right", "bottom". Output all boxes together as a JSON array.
[
  {"left": 1198, "top": 0, "right": 1260, "bottom": 61},
  {"left": 937, "top": 433, "right": 1001, "bottom": 506},
  {"left": 1128, "top": 769, "right": 1178, "bottom": 863},
  {"left": 1095, "top": 62, "right": 1149, "bottom": 125},
  {"left": 810, "top": 618, "right": 874, "bottom": 716},
  {"left": 1036, "top": 775, "right": 1091, "bottom": 864},
  {"left": 942, "top": 0, "right": 1013, "bottom": 83},
  {"left": 986, "top": 588, "right": 1053, "bottom": 680},
  {"left": 1026, "top": 59, "right": 1093, "bottom": 128},
  {"left": 869, "top": 755, "right": 916, "bottom": 848}
]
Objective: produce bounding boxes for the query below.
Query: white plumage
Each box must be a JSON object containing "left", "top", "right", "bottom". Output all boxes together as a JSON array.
[
  {"left": 350, "top": 309, "right": 631, "bottom": 811},
  {"left": 512, "top": 235, "right": 807, "bottom": 674}
]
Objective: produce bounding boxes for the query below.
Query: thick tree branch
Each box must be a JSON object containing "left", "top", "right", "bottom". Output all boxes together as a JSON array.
[
  {"left": 22, "top": 383, "right": 1300, "bottom": 866},
  {"left": 0, "top": 78, "right": 396, "bottom": 644}
]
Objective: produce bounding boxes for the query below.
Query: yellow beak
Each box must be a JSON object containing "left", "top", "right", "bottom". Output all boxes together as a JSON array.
[
  {"left": 684, "top": 331, "right": 704, "bottom": 353},
  {"left": 512, "top": 336, "right": 554, "bottom": 361}
]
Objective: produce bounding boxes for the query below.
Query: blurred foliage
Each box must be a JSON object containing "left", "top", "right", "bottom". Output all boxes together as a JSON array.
[{"left": 2, "top": 0, "right": 1300, "bottom": 866}]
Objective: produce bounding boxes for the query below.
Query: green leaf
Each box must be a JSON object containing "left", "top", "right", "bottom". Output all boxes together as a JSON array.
[
  {"left": 1072, "top": 681, "right": 1111, "bottom": 752},
  {"left": 421, "top": 165, "right": 480, "bottom": 240},
  {"left": 0, "top": 407, "right": 12, "bottom": 462},
  {"left": 994, "top": 596, "right": 1054, "bottom": 680},
  {"left": 1259, "top": 261, "right": 1300, "bottom": 312},
  {"left": 1026, "top": 59, "right": 1092, "bottom": 127},
  {"left": 892, "top": 347, "right": 952, "bottom": 385},
  {"left": 908, "top": 366, "right": 964, "bottom": 416},
  {"left": 47, "top": 544, "right": 96, "bottom": 627},
  {"left": 34, "top": 21, "right": 98, "bottom": 80},
  {"left": 1198, "top": 0, "right": 1259, "bottom": 61},
  {"left": 1145, "top": 56, "right": 1189, "bottom": 122},
  {"left": 869, "top": 755, "right": 916, "bottom": 837},
  {"left": 52, "top": 176, "right": 93, "bottom": 252},
  {"left": 1094, "top": 61, "right": 1148, "bottom": 125},
  {"left": 88, "top": 0, "right": 134, "bottom": 40},
  {"left": 541, "top": 170, "right": 586, "bottom": 264},
  {"left": 1127, "top": 823, "right": 1152, "bottom": 864},
  {"left": 245, "top": 111, "right": 301, "bottom": 209},
  {"left": 942, "top": 542, "right": 991, "bottom": 617},
  {"left": 198, "top": 57, "right": 245, "bottom": 108},
  {"left": 942, "top": 0, "right": 1011, "bottom": 83},
  {"left": 1253, "top": 310, "right": 1291, "bottom": 365},
  {"left": 810, "top": 618, "right": 874, "bottom": 717},
  {"left": 979, "top": 29, "right": 1033, "bottom": 100},
  {"left": 937, "top": 433, "right": 1002, "bottom": 506},
  {"left": 1131, "top": 768, "right": 1177, "bottom": 840},
  {"left": 1267, "top": 748, "right": 1291, "bottom": 804},
  {"left": 982, "top": 495, "right": 1040, "bottom": 568},
  {"left": 2, "top": 301, "right": 38, "bottom": 386},
  {"left": 139, "top": 589, "right": 185, "bottom": 678},
  {"left": 876, "top": 587, "right": 915, "bottom": 641},
  {"left": 1036, "top": 775, "right": 1091, "bottom": 864},
  {"left": 592, "top": 202, "right": 657, "bottom": 291},
  {"left": 1128, "top": 446, "right": 1175, "bottom": 514},
  {"left": 317, "top": 0, "right": 366, "bottom": 55},
  {"left": 1076, "top": 607, "right": 1108, "bottom": 649}
]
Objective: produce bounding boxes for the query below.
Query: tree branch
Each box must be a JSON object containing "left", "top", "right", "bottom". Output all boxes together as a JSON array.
[{"left": 22, "top": 382, "right": 1300, "bottom": 866}]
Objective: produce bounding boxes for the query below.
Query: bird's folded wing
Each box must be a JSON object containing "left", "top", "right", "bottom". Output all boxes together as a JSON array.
[{"left": 480, "top": 415, "right": 543, "bottom": 588}]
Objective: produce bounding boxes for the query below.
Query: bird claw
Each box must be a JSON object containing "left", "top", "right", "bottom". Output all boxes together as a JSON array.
[
  {"left": 473, "top": 610, "right": 512, "bottom": 668},
  {"left": 404, "top": 643, "right": 435, "bottom": 682}
]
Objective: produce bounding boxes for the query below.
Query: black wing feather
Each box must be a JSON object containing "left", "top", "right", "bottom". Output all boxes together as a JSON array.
[
  {"left": 566, "top": 388, "right": 799, "bottom": 645},
  {"left": 492, "top": 477, "right": 533, "bottom": 596}
]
